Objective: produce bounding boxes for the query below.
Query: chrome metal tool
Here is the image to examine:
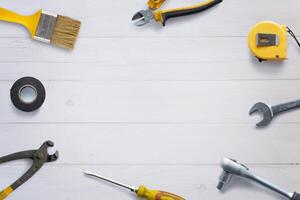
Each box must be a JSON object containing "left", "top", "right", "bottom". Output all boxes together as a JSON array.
[
  {"left": 83, "top": 170, "right": 185, "bottom": 200},
  {"left": 249, "top": 99, "right": 300, "bottom": 127},
  {"left": 217, "top": 157, "right": 300, "bottom": 200}
]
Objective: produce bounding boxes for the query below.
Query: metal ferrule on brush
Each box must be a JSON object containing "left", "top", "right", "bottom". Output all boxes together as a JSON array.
[{"left": 34, "top": 11, "right": 57, "bottom": 43}]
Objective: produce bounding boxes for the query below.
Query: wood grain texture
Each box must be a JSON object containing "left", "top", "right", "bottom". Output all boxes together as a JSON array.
[
  {"left": 0, "top": 0, "right": 300, "bottom": 199},
  {"left": 2, "top": 81, "right": 300, "bottom": 123},
  {"left": 0, "top": 0, "right": 299, "bottom": 37},
  {"left": 0, "top": 38, "right": 299, "bottom": 64},
  {"left": 1, "top": 165, "right": 300, "bottom": 200},
  {"left": 0, "top": 124, "right": 300, "bottom": 164}
]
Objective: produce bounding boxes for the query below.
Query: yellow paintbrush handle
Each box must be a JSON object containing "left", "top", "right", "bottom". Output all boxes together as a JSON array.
[{"left": 0, "top": 8, "right": 41, "bottom": 37}]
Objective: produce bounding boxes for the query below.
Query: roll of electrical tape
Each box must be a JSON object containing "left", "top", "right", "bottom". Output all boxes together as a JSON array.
[{"left": 10, "top": 77, "right": 46, "bottom": 112}]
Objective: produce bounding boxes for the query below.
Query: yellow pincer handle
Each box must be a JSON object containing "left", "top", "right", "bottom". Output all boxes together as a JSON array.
[
  {"left": 0, "top": 187, "right": 13, "bottom": 200},
  {"left": 0, "top": 8, "right": 42, "bottom": 37},
  {"left": 136, "top": 185, "right": 185, "bottom": 200}
]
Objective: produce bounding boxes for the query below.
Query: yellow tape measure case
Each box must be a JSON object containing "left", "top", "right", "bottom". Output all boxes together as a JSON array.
[{"left": 248, "top": 21, "right": 287, "bottom": 62}]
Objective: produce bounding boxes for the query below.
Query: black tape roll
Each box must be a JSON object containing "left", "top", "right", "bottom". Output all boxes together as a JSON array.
[{"left": 10, "top": 77, "right": 46, "bottom": 112}]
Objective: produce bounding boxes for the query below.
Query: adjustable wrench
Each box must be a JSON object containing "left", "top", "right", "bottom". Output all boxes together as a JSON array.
[
  {"left": 249, "top": 99, "right": 300, "bottom": 127},
  {"left": 217, "top": 157, "right": 300, "bottom": 200}
]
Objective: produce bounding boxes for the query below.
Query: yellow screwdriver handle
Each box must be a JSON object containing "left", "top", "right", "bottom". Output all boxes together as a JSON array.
[
  {"left": 136, "top": 186, "right": 185, "bottom": 200},
  {"left": 0, "top": 7, "right": 41, "bottom": 37}
]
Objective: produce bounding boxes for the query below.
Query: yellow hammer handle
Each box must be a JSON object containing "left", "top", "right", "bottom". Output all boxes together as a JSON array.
[
  {"left": 136, "top": 186, "right": 185, "bottom": 200},
  {"left": 0, "top": 8, "right": 41, "bottom": 37},
  {"left": 0, "top": 187, "right": 13, "bottom": 200}
]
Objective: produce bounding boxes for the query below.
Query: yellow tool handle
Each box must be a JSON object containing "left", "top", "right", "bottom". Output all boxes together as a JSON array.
[
  {"left": 136, "top": 185, "right": 185, "bottom": 200},
  {"left": 0, "top": 8, "right": 42, "bottom": 37},
  {"left": 0, "top": 187, "right": 13, "bottom": 200},
  {"left": 154, "top": 0, "right": 222, "bottom": 26},
  {"left": 148, "top": 0, "right": 166, "bottom": 10}
]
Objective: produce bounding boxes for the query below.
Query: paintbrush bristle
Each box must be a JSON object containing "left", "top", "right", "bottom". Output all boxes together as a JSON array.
[{"left": 50, "top": 15, "right": 81, "bottom": 49}]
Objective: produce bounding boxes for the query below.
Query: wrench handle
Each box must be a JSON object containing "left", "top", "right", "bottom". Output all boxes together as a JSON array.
[
  {"left": 271, "top": 100, "right": 300, "bottom": 116},
  {"left": 292, "top": 192, "right": 300, "bottom": 200}
]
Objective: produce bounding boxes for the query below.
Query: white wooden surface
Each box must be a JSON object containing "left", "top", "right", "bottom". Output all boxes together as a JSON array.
[{"left": 1, "top": 0, "right": 300, "bottom": 199}]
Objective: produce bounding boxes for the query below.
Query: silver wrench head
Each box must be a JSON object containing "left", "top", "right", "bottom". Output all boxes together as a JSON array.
[
  {"left": 132, "top": 9, "right": 154, "bottom": 26},
  {"left": 217, "top": 158, "right": 250, "bottom": 190},
  {"left": 249, "top": 102, "right": 273, "bottom": 127}
]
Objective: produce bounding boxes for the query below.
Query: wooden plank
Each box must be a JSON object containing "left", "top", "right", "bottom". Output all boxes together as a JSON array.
[
  {"left": 0, "top": 37, "right": 299, "bottom": 81},
  {"left": 0, "top": 0, "right": 299, "bottom": 37},
  {"left": 0, "top": 124, "right": 299, "bottom": 164},
  {"left": 1, "top": 80, "right": 300, "bottom": 123},
  {"left": 0, "top": 165, "right": 299, "bottom": 200},
  {"left": 0, "top": 37, "right": 299, "bottom": 64},
  {"left": 0, "top": 1, "right": 299, "bottom": 200},
  {"left": 1, "top": 59, "right": 300, "bottom": 81}
]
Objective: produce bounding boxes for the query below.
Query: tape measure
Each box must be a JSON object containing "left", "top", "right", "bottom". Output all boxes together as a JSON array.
[{"left": 248, "top": 21, "right": 288, "bottom": 62}]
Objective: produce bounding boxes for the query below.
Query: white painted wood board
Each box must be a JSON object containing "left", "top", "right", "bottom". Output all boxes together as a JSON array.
[{"left": 0, "top": 0, "right": 300, "bottom": 199}]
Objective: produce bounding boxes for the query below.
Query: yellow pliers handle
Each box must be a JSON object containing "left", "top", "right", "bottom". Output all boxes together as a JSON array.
[
  {"left": 148, "top": 0, "right": 166, "bottom": 10},
  {"left": 154, "top": 0, "right": 222, "bottom": 26}
]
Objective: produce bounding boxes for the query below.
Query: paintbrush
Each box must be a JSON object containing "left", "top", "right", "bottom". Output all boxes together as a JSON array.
[{"left": 0, "top": 8, "right": 81, "bottom": 49}]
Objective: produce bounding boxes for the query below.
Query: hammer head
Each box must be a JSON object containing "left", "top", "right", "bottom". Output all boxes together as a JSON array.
[
  {"left": 249, "top": 102, "right": 273, "bottom": 127},
  {"left": 217, "top": 158, "right": 250, "bottom": 191}
]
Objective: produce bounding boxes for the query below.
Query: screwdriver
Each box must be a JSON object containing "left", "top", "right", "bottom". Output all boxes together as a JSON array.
[{"left": 83, "top": 170, "right": 185, "bottom": 200}]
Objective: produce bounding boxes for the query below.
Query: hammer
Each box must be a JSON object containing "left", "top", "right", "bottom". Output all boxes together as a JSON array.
[{"left": 217, "top": 157, "right": 300, "bottom": 200}]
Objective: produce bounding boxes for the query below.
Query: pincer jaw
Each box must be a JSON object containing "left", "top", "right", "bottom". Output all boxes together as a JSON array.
[
  {"left": 48, "top": 151, "right": 59, "bottom": 162},
  {"left": 43, "top": 140, "right": 59, "bottom": 162}
]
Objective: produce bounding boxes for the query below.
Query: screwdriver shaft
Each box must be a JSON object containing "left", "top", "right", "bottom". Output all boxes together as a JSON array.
[{"left": 84, "top": 171, "right": 136, "bottom": 192}]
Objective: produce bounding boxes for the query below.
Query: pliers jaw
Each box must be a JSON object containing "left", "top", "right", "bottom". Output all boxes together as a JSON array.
[{"left": 132, "top": 9, "right": 154, "bottom": 26}]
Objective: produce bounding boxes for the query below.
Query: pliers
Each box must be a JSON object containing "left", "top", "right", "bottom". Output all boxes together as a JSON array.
[
  {"left": 0, "top": 141, "right": 59, "bottom": 199},
  {"left": 132, "top": 0, "right": 223, "bottom": 26}
]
